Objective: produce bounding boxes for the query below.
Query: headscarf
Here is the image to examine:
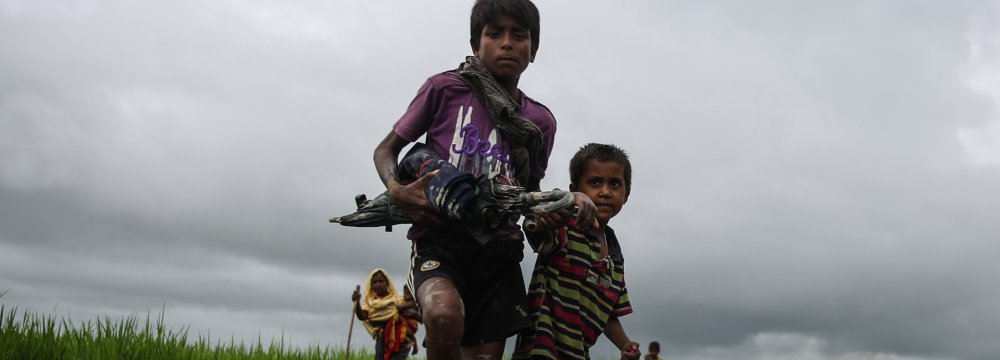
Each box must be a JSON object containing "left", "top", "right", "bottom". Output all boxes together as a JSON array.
[
  {"left": 361, "top": 268, "right": 402, "bottom": 323},
  {"left": 360, "top": 268, "right": 407, "bottom": 360},
  {"left": 451, "top": 56, "right": 543, "bottom": 186}
]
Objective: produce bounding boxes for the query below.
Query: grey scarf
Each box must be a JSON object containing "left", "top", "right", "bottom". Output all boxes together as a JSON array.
[{"left": 452, "top": 56, "right": 543, "bottom": 187}]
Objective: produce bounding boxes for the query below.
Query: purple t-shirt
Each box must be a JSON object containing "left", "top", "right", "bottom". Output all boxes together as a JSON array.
[{"left": 393, "top": 72, "right": 557, "bottom": 242}]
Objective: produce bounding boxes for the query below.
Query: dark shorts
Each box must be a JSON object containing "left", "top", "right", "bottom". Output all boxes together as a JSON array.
[{"left": 407, "top": 235, "right": 531, "bottom": 347}]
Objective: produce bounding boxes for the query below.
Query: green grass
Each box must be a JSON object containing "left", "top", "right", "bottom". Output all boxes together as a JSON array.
[{"left": 0, "top": 303, "right": 379, "bottom": 360}]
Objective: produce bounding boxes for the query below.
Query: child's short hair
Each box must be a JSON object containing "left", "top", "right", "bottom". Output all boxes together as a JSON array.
[
  {"left": 569, "top": 143, "right": 632, "bottom": 191},
  {"left": 648, "top": 341, "right": 660, "bottom": 352},
  {"left": 469, "top": 0, "right": 541, "bottom": 55}
]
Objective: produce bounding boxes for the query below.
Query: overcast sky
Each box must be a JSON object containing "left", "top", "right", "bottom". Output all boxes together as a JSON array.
[{"left": 3, "top": 1, "right": 1000, "bottom": 359}]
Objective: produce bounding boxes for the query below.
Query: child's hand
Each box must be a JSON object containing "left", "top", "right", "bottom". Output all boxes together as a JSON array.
[
  {"left": 525, "top": 191, "right": 599, "bottom": 232},
  {"left": 527, "top": 210, "right": 572, "bottom": 231},
  {"left": 620, "top": 341, "right": 640, "bottom": 360},
  {"left": 572, "top": 192, "right": 599, "bottom": 230},
  {"left": 388, "top": 171, "right": 444, "bottom": 225}
]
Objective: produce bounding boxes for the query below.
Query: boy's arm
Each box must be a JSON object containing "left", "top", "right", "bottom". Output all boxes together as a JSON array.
[
  {"left": 373, "top": 130, "right": 407, "bottom": 190},
  {"left": 572, "top": 191, "right": 599, "bottom": 230},
  {"left": 524, "top": 222, "right": 559, "bottom": 254},
  {"left": 373, "top": 130, "right": 442, "bottom": 224},
  {"left": 524, "top": 208, "right": 572, "bottom": 254},
  {"left": 605, "top": 317, "right": 640, "bottom": 359}
]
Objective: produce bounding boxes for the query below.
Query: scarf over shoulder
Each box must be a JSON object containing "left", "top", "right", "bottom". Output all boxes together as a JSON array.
[
  {"left": 361, "top": 268, "right": 403, "bottom": 335},
  {"left": 451, "top": 56, "right": 543, "bottom": 187}
]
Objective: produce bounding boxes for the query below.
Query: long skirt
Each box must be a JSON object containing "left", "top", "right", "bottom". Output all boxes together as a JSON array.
[{"left": 374, "top": 336, "right": 411, "bottom": 360}]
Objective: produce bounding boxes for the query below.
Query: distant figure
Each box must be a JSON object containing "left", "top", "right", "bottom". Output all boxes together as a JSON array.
[
  {"left": 644, "top": 341, "right": 663, "bottom": 360},
  {"left": 351, "top": 268, "right": 411, "bottom": 360},
  {"left": 514, "top": 143, "right": 640, "bottom": 360}
]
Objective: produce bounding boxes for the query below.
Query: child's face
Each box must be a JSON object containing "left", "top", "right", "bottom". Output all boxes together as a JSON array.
[
  {"left": 475, "top": 15, "right": 533, "bottom": 83},
  {"left": 571, "top": 159, "right": 628, "bottom": 226}
]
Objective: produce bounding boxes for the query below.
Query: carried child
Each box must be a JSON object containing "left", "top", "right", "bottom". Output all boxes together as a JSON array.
[
  {"left": 515, "top": 143, "right": 640, "bottom": 360},
  {"left": 398, "top": 285, "right": 421, "bottom": 355}
]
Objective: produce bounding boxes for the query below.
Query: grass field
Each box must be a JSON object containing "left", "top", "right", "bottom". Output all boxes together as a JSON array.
[{"left": 0, "top": 303, "right": 385, "bottom": 360}]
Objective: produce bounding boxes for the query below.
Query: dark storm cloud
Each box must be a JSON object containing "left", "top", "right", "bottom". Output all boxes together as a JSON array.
[{"left": 3, "top": 1, "right": 1000, "bottom": 359}]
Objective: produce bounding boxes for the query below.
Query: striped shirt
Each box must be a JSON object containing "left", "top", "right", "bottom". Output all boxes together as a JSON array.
[{"left": 518, "top": 220, "right": 632, "bottom": 360}]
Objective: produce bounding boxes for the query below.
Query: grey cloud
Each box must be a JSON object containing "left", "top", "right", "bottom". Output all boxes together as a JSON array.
[{"left": 3, "top": 1, "right": 1000, "bottom": 360}]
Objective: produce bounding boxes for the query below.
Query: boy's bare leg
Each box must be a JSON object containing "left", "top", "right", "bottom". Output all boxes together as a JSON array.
[
  {"left": 418, "top": 276, "right": 465, "bottom": 360},
  {"left": 461, "top": 341, "right": 505, "bottom": 360}
]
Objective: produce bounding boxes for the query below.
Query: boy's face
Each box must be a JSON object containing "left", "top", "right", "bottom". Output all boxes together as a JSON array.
[
  {"left": 570, "top": 159, "right": 628, "bottom": 226},
  {"left": 474, "top": 15, "right": 533, "bottom": 83}
]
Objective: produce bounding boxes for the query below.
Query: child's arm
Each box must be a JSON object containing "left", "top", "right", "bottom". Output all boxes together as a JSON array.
[
  {"left": 395, "top": 300, "right": 417, "bottom": 312},
  {"left": 537, "top": 192, "right": 599, "bottom": 230},
  {"left": 523, "top": 212, "right": 561, "bottom": 254},
  {"left": 525, "top": 192, "right": 598, "bottom": 253},
  {"left": 395, "top": 301, "right": 421, "bottom": 321},
  {"left": 605, "top": 317, "right": 640, "bottom": 360},
  {"left": 374, "top": 130, "right": 442, "bottom": 224}
]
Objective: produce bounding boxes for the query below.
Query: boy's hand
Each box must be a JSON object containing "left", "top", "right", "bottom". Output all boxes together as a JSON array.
[
  {"left": 388, "top": 171, "right": 444, "bottom": 225},
  {"left": 620, "top": 341, "right": 641, "bottom": 360},
  {"left": 572, "top": 192, "right": 599, "bottom": 230}
]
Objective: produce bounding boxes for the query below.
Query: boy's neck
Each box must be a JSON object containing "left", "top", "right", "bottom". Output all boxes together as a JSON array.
[
  {"left": 502, "top": 82, "right": 521, "bottom": 103},
  {"left": 494, "top": 75, "right": 521, "bottom": 102}
]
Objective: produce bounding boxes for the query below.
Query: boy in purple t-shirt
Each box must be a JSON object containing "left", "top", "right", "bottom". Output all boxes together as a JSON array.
[{"left": 371, "top": 1, "right": 594, "bottom": 359}]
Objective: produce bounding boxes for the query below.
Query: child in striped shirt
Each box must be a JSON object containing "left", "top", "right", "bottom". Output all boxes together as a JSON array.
[{"left": 514, "top": 143, "right": 640, "bottom": 360}]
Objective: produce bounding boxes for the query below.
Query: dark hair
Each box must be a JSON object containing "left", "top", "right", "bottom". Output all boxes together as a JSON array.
[
  {"left": 569, "top": 143, "right": 632, "bottom": 193},
  {"left": 648, "top": 341, "right": 660, "bottom": 351},
  {"left": 469, "top": 0, "right": 540, "bottom": 56}
]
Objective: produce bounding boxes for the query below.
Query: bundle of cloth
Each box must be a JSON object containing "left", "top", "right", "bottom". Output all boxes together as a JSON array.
[{"left": 330, "top": 143, "right": 525, "bottom": 244}]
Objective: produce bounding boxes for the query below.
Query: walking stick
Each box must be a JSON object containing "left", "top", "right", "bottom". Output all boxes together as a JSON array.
[{"left": 346, "top": 286, "right": 359, "bottom": 360}]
